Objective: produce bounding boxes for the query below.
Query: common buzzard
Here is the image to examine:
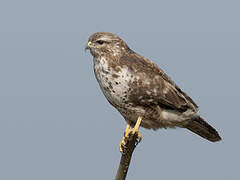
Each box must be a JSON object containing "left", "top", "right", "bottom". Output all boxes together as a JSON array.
[{"left": 85, "top": 32, "right": 221, "bottom": 151}]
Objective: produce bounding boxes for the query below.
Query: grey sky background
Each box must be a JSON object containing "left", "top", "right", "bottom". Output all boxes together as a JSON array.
[{"left": 0, "top": 0, "right": 239, "bottom": 179}]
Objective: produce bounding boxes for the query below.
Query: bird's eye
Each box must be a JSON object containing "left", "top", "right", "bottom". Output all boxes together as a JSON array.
[{"left": 96, "top": 40, "right": 104, "bottom": 45}]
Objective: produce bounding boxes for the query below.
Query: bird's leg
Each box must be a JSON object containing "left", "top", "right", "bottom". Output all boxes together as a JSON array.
[{"left": 119, "top": 116, "right": 142, "bottom": 152}]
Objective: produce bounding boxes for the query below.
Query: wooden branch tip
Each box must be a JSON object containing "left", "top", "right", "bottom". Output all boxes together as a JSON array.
[{"left": 115, "top": 132, "right": 140, "bottom": 180}]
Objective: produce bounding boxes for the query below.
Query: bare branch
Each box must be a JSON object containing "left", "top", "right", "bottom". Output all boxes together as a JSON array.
[{"left": 115, "top": 132, "right": 140, "bottom": 180}]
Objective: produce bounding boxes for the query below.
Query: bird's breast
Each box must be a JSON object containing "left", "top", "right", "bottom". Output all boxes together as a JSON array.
[{"left": 93, "top": 57, "right": 132, "bottom": 107}]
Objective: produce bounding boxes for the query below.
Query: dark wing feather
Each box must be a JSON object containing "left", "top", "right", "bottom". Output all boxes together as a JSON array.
[{"left": 119, "top": 52, "right": 198, "bottom": 112}]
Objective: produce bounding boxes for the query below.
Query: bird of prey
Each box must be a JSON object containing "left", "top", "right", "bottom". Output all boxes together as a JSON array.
[{"left": 85, "top": 32, "right": 221, "bottom": 151}]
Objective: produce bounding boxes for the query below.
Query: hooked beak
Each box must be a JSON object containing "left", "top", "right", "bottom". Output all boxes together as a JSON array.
[{"left": 85, "top": 41, "right": 92, "bottom": 52}]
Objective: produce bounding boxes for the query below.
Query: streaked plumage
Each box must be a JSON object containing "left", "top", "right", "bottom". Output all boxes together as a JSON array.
[{"left": 86, "top": 32, "right": 221, "bottom": 142}]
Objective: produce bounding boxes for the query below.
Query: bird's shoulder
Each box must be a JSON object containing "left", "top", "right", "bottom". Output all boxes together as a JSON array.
[{"left": 119, "top": 51, "right": 198, "bottom": 112}]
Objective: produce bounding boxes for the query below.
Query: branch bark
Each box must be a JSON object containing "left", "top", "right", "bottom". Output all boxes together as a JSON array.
[{"left": 115, "top": 133, "right": 139, "bottom": 180}]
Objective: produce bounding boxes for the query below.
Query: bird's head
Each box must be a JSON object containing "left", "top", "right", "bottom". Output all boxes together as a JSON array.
[{"left": 85, "top": 32, "right": 130, "bottom": 58}]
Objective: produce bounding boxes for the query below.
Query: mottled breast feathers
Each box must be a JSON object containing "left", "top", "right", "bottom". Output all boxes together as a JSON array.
[{"left": 119, "top": 52, "right": 198, "bottom": 112}]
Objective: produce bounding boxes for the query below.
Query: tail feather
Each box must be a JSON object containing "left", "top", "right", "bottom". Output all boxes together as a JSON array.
[{"left": 185, "top": 116, "right": 221, "bottom": 142}]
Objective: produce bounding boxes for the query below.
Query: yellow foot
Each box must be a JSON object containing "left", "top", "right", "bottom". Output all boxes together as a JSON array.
[{"left": 119, "top": 116, "right": 142, "bottom": 152}]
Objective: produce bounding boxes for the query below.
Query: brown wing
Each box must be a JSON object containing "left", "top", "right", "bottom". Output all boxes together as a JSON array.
[{"left": 119, "top": 52, "right": 198, "bottom": 112}]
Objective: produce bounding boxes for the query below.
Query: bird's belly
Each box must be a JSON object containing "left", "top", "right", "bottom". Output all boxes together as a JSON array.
[{"left": 94, "top": 59, "right": 132, "bottom": 107}]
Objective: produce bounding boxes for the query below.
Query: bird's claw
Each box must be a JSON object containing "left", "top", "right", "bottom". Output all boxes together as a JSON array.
[{"left": 119, "top": 117, "right": 142, "bottom": 152}]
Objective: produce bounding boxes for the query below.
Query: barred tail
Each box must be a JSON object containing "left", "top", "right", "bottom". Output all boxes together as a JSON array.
[{"left": 185, "top": 116, "right": 221, "bottom": 142}]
